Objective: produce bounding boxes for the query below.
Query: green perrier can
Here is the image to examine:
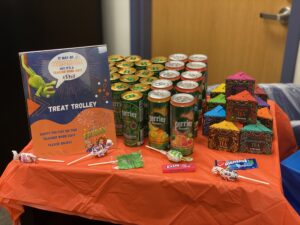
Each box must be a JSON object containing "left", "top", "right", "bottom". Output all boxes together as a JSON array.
[
  {"left": 170, "top": 93, "right": 195, "bottom": 156},
  {"left": 111, "top": 82, "right": 129, "bottom": 135},
  {"left": 130, "top": 83, "right": 151, "bottom": 137},
  {"left": 121, "top": 91, "right": 144, "bottom": 146}
]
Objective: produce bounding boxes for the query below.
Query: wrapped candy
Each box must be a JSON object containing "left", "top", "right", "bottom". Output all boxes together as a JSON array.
[
  {"left": 212, "top": 166, "right": 269, "bottom": 185},
  {"left": 88, "top": 151, "right": 144, "bottom": 170},
  {"left": 12, "top": 151, "right": 64, "bottom": 163},
  {"left": 145, "top": 145, "right": 193, "bottom": 163},
  {"left": 67, "top": 139, "right": 113, "bottom": 166}
]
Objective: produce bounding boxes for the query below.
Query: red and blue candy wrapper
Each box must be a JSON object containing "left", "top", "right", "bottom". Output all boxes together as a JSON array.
[{"left": 215, "top": 158, "right": 258, "bottom": 170}]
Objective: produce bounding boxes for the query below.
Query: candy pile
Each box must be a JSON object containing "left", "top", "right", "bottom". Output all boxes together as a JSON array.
[{"left": 67, "top": 139, "right": 113, "bottom": 166}]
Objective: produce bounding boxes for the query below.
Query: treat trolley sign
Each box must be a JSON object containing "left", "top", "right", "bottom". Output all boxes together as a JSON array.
[{"left": 19, "top": 45, "right": 116, "bottom": 157}]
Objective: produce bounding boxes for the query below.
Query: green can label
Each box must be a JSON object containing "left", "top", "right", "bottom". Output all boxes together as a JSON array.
[
  {"left": 170, "top": 93, "right": 195, "bottom": 156},
  {"left": 121, "top": 91, "right": 144, "bottom": 146},
  {"left": 130, "top": 84, "right": 151, "bottom": 137},
  {"left": 111, "top": 82, "right": 129, "bottom": 135}
]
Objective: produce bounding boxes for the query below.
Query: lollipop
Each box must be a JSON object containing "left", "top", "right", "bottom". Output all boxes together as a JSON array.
[
  {"left": 212, "top": 166, "right": 269, "bottom": 185},
  {"left": 88, "top": 151, "right": 144, "bottom": 170},
  {"left": 12, "top": 151, "right": 64, "bottom": 163},
  {"left": 145, "top": 145, "right": 193, "bottom": 162},
  {"left": 67, "top": 139, "right": 113, "bottom": 166}
]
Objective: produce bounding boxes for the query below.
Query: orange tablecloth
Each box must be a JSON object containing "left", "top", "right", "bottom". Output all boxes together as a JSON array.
[{"left": 0, "top": 101, "right": 299, "bottom": 225}]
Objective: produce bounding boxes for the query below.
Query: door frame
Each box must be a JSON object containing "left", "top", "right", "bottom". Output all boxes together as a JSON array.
[
  {"left": 281, "top": 0, "right": 300, "bottom": 83},
  {"left": 130, "top": 0, "right": 151, "bottom": 59},
  {"left": 130, "top": 0, "right": 300, "bottom": 83}
]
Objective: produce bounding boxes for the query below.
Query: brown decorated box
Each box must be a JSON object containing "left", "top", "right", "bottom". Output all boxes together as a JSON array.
[
  {"left": 226, "top": 90, "right": 258, "bottom": 124},
  {"left": 254, "top": 85, "right": 268, "bottom": 102},
  {"left": 257, "top": 107, "right": 273, "bottom": 130},
  {"left": 210, "top": 83, "right": 225, "bottom": 98},
  {"left": 255, "top": 96, "right": 270, "bottom": 109},
  {"left": 206, "top": 94, "right": 226, "bottom": 111},
  {"left": 240, "top": 122, "right": 273, "bottom": 154},
  {"left": 225, "top": 72, "right": 255, "bottom": 97},
  {"left": 202, "top": 105, "right": 226, "bottom": 136},
  {"left": 208, "top": 120, "right": 240, "bottom": 152}
]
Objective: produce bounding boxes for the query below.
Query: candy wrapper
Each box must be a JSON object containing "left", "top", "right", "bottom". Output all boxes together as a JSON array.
[
  {"left": 212, "top": 166, "right": 269, "bottom": 185},
  {"left": 116, "top": 151, "right": 144, "bottom": 170},
  {"left": 88, "top": 151, "right": 144, "bottom": 170},
  {"left": 145, "top": 145, "right": 193, "bottom": 163},
  {"left": 12, "top": 150, "right": 64, "bottom": 163},
  {"left": 215, "top": 159, "right": 258, "bottom": 170},
  {"left": 162, "top": 163, "right": 196, "bottom": 173}
]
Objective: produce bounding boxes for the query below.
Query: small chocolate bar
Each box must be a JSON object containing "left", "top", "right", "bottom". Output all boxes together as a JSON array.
[
  {"left": 207, "top": 94, "right": 226, "bottom": 111},
  {"left": 226, "top": 90, "right": 258, "bottom": 124},
  {"left": 203, "top": 105, "right": 226, "bottom": 136},
  {"left": 257, "top": 107, "right": 273, "bottom": 130},
  {"left": 255, "top": 96, "right": 270, "bottom": 109},
  {"left": 210, "top": 83, "right": 225, "bottom": 98},
  {"left": 208, "top": 120, "right": 240, "bottom": 152},
  {"left": 240, "top": 122, "right": 273, "bottom": 154},
  {"left": 254, "top": 85, "right": 268, "bottom": 102},
  {"left": 225, "top": 72, "right": 255, "bottom": 97}
]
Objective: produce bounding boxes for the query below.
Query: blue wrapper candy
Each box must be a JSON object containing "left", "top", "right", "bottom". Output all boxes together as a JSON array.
[{"left": 215, "top": 158, "right": 258, "bottom": 170}]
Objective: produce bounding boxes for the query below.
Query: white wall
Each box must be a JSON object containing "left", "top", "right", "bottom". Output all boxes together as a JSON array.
[
  {"left": 293, "top": 41, "right": 300, "bottom": 84},
  {"left": 101, "top": 0, "right": 131, "bottom": 56}
]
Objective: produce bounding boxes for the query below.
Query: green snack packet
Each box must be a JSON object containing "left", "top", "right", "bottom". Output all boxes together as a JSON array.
[{"left": 116, "top": 151, "right": 144, "bottom": 170}]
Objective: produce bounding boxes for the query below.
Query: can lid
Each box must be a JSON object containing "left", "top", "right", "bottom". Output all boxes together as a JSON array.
[
  {"left": 186, "top": 62, "right": 206, "bottom": 70},
  {"left": 148, "top": 89, "right": 171, "bottom": 102},
  {"left": 181, "top": 71, "right": 203, "bottom": 80},
  {"left": 159, "top": 70, "right": 180, "bottom": 79},
  {"left": 165, "top": 60, "right": 185, "bottom": 69},
  {"left": 169, "top": 53, "right": 188, "bottom": 62},
  {"left": 151, "top": 79, "right": 173, "bottom": 90},
  {"left": 108, "top": 54, "right": 124, "bottom": 63},
  {"left": 188, "top": 54, "right": 208, "bottom": 62},
  {"left": 176, "top": 80, "right": 199, "bottom": 92},
  {"left": 109, "top": 62, "right": 116, "bottom": 68},
  {"left": 140, "top": 76, "right": 158, "bottom": 85},
  {"left": 110, "top": 66, "right": 118, "bottom": 74},
  {"left": 120, "top": 75, "right": 139, "bottom": 83},
  {"left": 125, "top": 55, "right": 142, "bottom": 63},
  {"left": 111, "top": 82, "right": 129, "bottom": 91},
  {"left": 135, "top": 59, "right": 152, "bottom": 67},
  {"left": 147, "top": 64, "right": 165, "bottom": 72},
  {"left": 121, "top": 91, "right": 143, "bottom": 101},
  {"left": 171, "top": 93, "right": 195, "bottom": 107},
  {"left": 110, "top": 72, "right": 120, "bottom": 81},
  {"left": 116, "top": 61, "right": 134, "bottom": 68},
  {"left": 136, "top": 70, "right": 154, "bottom": 78},
  {"left": 130, "top": 83, "right": 150, "bottom": 92},
  {"left": 118, "top": 67, "right": 136, "bottom": 75},
  {"left": 151, "top": 56, "right": 167, "bottom": 64}
]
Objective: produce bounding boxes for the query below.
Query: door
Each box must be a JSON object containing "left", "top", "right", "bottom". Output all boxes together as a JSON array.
[{"left": 152, "top": 0, "right": 290, "bottom": 84}]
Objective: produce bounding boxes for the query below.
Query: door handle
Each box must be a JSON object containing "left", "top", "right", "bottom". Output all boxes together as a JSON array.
[{"left": 260, "top": 6, "right": 290, "bottom": 25}]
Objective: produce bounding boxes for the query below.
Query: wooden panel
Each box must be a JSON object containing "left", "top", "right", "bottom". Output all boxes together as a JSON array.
[{"left": 152, "top": 0, "right": 289, "bottom": 84}]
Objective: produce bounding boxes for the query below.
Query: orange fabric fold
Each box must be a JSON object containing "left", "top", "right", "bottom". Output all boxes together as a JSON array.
[{"left": 0, "top": 101, "right": 299, "bottom": 225}]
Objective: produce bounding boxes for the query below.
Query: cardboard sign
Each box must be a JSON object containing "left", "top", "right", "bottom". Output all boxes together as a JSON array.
[{"left": 19, "top": 45, "right": 116, "bottom": 157}]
